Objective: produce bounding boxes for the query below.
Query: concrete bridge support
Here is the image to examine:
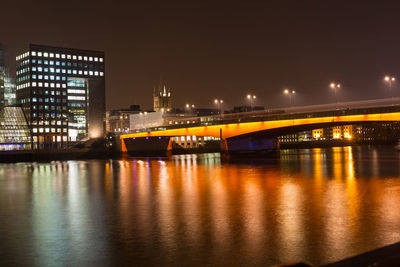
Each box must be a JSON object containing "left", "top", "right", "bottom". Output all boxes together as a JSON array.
[{"left": 226, "top": 137, "right": 279, "bottom": 156}]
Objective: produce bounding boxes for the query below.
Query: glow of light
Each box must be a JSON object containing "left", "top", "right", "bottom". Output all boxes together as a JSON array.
[{"left": 344, "top": 133, "right": 352, "bottom": 139}]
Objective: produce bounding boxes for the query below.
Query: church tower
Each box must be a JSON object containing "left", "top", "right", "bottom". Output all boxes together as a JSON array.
[{"left": 153, "top": 83, "right": 172, "bottom": 112}]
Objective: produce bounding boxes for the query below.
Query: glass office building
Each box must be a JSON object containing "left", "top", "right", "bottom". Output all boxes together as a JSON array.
[
  {"left": 0, "top": 107, "right": 31, "bottom": 150},
  {"left": 16, "top": 44, "right": 105, "bottom": 149}
]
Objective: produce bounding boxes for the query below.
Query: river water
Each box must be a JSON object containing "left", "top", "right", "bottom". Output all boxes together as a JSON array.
[{"left": 1, "top": 146, "right": 400, "bottom": 266}]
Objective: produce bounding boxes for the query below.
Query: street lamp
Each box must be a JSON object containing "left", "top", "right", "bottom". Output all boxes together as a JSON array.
[
  {"left": 185, "top": 103, "right": 195, "bottom": 113},
  {"left": 384, "top": 75, "right": 395, "bottom": 104},
  {"left": 284, "top": 89, "right": 295, "bottom": 106},
  {"left": 246, "top": 94, "right": 256, "bottom": 111},
  {"left": 214, "top": 99, "right": 223, "bottom": 117},
  {"left": 330, "top": 82, "right": 341, "bottom": 108}
]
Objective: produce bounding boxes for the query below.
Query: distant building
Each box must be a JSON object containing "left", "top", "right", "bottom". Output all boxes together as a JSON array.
[
  {"left": 153, "top": 83, "right": 171, "bottom": 112},
  {"left": 4, "top": 76, "right": 16, "bottom": 106},
  {"left": 16, "top": 44, "right": 105, "bottom": 148},
  {"left": 0, "top": 44, "right": 17, "bottom": 108},
  {"left": 0, "top": 43, "right": 8, "bottom": 108},
  {"left": 106, "top": 105, "right": 141, "bottom": 133}
]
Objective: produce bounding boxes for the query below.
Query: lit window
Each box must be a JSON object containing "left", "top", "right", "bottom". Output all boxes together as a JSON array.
[
  {"left": 84, "top": 71, "right": 88, "bottom": 75},
  {"left": 56, "top": 54, "right": 60, "bottom": 58},
  {"left": 89, "top": 57, "right": 93, "bottom": 61},
  {"left": 84, "top": 56, "right": 88, "bottom": 60},
  {"left": 78, "top": 70, "right": 83, "bottom": 75},
  {"left": 32, "top": 82, "right": 37, "bottom": 86},
  {"left": 94, "top": 57, "right": 98, "bottom": 62},
  {"left": 99, "top": 57, "right": 103, "bottom": 62},
  {"left": 73, "top": 70, "right": 77, "bottom": 74},
  {"left": 100, "top": 72, "right": 104, "bottom": 76},
  {"left": 73, "top": 55, "right": 77, "bottom": 60},
  {"left": 89, "top": 71, "right": 93, "bottom": 75},
  {"left": 67, "top": 55, "right": 71, "bottom": 59},
  {"left": 94, "top": 71, "right": 99, "bottom": 76},
  {"left": 61, "top": 54, "right": 66, "bottom": 59},
  {"left": 31, "top": 51, "right": 37, "bottom": 56},
  {"left": 38, "top": 67, "right": 42, "bottom": 72},
  {"left": 56, "top": 84, "right": 61, "bottom": 88},
  {"left": 49, "top": 53, "right": 54, "bottom": 57},
  {"left": 78, "top": 56, "right": 82, "bottom": 60},
  {"left": 50, "top": 83, "right": 55, "bottom": 88},
  {"left": 62, "top": 84, "right": 66, "bottom": 88},
  {"left": 38, "top": 82, "right": 43, "bottom": 86},
  {"left": 43, "top": 52, "right": 48, "bottom": 57},
  {"left": 38, "top": 52, "right": 42, "bottom": 56},
  {"left": 44, "top": 82, "right": 49, "bottom": 87}
]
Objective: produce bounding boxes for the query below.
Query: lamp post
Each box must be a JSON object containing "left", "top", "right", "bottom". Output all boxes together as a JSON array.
[
  {"left": 284, "top": 89, "right": 296, "bottom": 106},
  {"left": 214, "top": 99, "right": 223, "bottom": 118},
  {"left": 246, "top": 94, "right": 256, "bottom": 111},
  {"left": 330, "top": 82, "right": 341, "bottom": 108},
  {"left": 185, "top": 103, "right": 195, "bottom": 114},
  {"left": 384, "top": 76, "right": 395, "bottom": 105}
]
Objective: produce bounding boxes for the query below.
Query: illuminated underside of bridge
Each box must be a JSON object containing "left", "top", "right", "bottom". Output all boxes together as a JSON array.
[{"left": 120, "top": 110, "right": 400, "bottom": 153}]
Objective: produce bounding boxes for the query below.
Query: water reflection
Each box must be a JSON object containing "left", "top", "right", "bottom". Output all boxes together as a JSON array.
[{"left": 1, "top": 147, "right": 400, "bottom": 266}]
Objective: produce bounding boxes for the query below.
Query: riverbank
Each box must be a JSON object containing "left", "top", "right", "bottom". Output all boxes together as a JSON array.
[{"left": 0, "top": 149, "right": 118, "bottom": 163}]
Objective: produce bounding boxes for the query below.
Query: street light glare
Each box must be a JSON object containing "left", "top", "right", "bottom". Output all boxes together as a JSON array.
[
  {"left": 284, "top": 89, "right": 289, "bottom": 94},
  {"left": 385, "top": 76, "right": 390, "bottom": 81},
  {"left": 337, "top": 84, "right": 341, "bottom": 88},
  {"left": 392, "top": 77, "right": 396, "bottom": 81},
  {"left": 247, "top": 94, "right": 251, "bottom": 99},
  {"left": 330, "top": 83, "right": 335, "bottom": 88},
  {"left": 292, "top": 90, "right": 295, "bottom": 94},
  {"left": 214, "top": 99, "right": 218, "bottom": 104}
]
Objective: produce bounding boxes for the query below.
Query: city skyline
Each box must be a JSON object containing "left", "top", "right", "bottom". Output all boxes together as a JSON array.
[{"left": 2, "top": 1, "right": 400, "bottom": 110}]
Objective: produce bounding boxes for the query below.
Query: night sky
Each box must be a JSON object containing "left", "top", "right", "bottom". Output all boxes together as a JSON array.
[{"left": 2, "top": 0, "right": 400, "bottom": 110}]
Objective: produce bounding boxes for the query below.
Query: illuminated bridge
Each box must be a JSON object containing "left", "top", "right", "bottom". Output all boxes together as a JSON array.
[{"left": 120, "top": 98, "right": 400, "bottom": 155}]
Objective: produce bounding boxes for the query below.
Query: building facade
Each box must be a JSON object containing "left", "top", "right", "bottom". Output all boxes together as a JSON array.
[
  {"left": 106, "top": 105, "right": 141, "bottom": 133},
  {"left": 0, "top": 107, "right": 31, "bottom": 150},
  {"left": 153, "top": 83, "right": 171, "bottom": 112},
  {"left": 16, "top": 44, "right": 105, "bottom": 148}
]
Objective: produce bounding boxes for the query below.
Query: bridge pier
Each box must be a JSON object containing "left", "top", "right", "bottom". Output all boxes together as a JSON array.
[
  {"left": 122, "top": 136, "right": 172, "bottom": 156},
  {"left": 226, "top": 137, "right": 279, "bottom": 156}
]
